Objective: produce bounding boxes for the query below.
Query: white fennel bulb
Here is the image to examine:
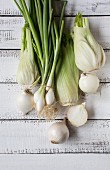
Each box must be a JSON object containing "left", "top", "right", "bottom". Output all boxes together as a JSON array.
[
  {"left": 16, "top": 25, "right": 39, "bottom": 86},
  {"left": 74, "top": 13, "right": 106, "bottom": 72}
]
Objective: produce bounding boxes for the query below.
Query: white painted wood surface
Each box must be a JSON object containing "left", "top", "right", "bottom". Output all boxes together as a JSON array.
[
  {"left": 0, "top": 0, "right": 110, "bottom": 169},
  {"left": 0, "top": 154, "right": 110, "bottom": 170},
  {"left": 0, "top": 50, "right": 110, "bottom": 83},
  {"left": 0, "top": 83, "right": 110, "bottom": 119},
  {"left": 0, "top": 120, "right": 110, "bottom": 153},
  {"left": 0, "top": 17, "right": 110, "bottom": 49},
  {"left": 0, "top": 0, "right": 110, "bottom": 16}
]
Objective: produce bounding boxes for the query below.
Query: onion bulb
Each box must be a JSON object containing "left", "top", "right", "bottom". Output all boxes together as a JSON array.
[
  {"left": 34, "top": 89, "right": 45, "bottom": 112},
  {"left": 16, "top": 90, "right": 34, "bottom": 115},
  {"left": 46, "top": 88, "right": 55, "bottom": 105},
  {"left": 79, "top": 73, "right": 99, "bottom": 93},
  {"left": 48, "top": 120, "right": 69, "bottom": 144},
  {"left": 67, "top": 103, "right": 88, "bottom": 127}
]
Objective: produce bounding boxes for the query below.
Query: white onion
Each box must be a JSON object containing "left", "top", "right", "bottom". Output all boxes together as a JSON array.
[
  {"left": 36, "top": 96, "right": 45, "bottom": 112},
  {"left": 16, "top": 90, "right": 34, "bottom": 115},
  {"left": 34, "top": 89, "right": 45, "bottom": 112},
  {"left": 46, "top": 88, "right": 55, "bottom": 105},
  {"left": 79, "top": 73, "right": 99, "bottom": 93},
  {"left": 67, "top": 103, "right": 88, "bottom": 127},
  {"left": 48, "top": 121, "right": 69, "bottom": 144}
]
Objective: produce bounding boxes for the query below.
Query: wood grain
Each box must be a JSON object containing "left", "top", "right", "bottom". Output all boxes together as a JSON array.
[
  {"left": 0, "top": 83, "right": 110, "bottom": 119},
  {"left": 0, "top": 120, "right": 110, "bottom": 153},
  {"left": 0, "top": 0, "right": 110, "bottom": 16},
  {"left": 0, "top": 17, "right": 24, "bottom": 49},
  {"left": 0, "top": 0, "right": 110, "bottom": 168},
  {"left": 0, "top": 50, "right": 109, "bottom": 83},
  {"left": 0, "top": 154, "right": 110, "bottom": 170},
  {"left": 0, "top": 17, "right": 110, "bottom": 49},
  {"left": 0, "top": 50, "right": 19, "bottom": 83}
]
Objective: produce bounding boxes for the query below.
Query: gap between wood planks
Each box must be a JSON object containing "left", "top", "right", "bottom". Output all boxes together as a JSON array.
[
  {"left": 0, "top": 152, "right": 110, "bottom": 155},
  {"left": 0, "top": 119, "right": 110, "bottom": 121},
  {"left": 0, "top": 49, "right": 110, "bottom": 83},
  {"left": 1, "top": 15, "right": 110, "bottom": 17}
]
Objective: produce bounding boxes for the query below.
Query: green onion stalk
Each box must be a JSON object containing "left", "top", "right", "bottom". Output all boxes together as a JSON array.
[
  {"left": 45, "top": 2, "right": 67, "bottom": 108},
  {"left": 14, "top": 0, "right": 67, "bottom": 115},
  {"left": 34, "top": 1, "right": 67, "bottom": 113}
]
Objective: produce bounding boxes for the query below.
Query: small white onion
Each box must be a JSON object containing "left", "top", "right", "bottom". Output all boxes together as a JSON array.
[
  {"left": 34, "top": 90, "right": 45, "bottom": 112},
  {"left": 46, "top": 88, "right": 55, "bottom": 105},
  {"left": 67, "top": 103, "right": 88, "bottom": 127},
  {"left": 16, "top": 90, "right": 34, "bottom": 115},
  {"left": 48, "top": 121, "right": 69, "bottom": 144},
  {"left": 79, "top": 73, "right": 99, "bottom": 93},
  {"left": 36, "top": 96, "right": 45, "bottom": 112}
]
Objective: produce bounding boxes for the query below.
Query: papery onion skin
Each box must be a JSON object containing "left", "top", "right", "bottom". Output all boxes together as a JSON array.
[
  {"left": 79, "top": 73, "right": 99, "bottom": 93},
  {"left": 16, "top": 91, "right": 34, "bottom": 115},
  {"left": 67, "top": 103, "right": 88, "bottom": 127},
  {"left": 48, "top": 122, "right": 69, "bottom": 144},
  {"left": 34, "top": 88, "right": 45, "bottom": 112},
  {"left": 46, "top": 88, "right": 55, "bottom": 105}
]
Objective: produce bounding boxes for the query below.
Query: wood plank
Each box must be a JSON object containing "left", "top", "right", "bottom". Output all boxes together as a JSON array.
[
  {"left": 0, "top": 120, "right": 110, "bottom": 153},
  {"left": 0, "top": 0, "right": 110, "bottom": 16},
  {"left": 96, "top": 50, "right": 110, "bottom": 82},
  {"left": 0, "top": 83, "right": 66, "bottom": 119},
  {"left": 0, "top": 154, "right": 110, "bottom": 170},
  {"left": 0, "top": 17, "right": 110, "bottom": 49},
  {"left": 0, "top": 83, "right": 110, "bottom": 119},
  {"left": 0, "top": 50, "right": 19, "bottom": 83},
  {"left": 0, "top": 17, "right": 24, "bottom": 49},
  {"left": 0, "top": 50, "right": 109, "bottom": 83}
]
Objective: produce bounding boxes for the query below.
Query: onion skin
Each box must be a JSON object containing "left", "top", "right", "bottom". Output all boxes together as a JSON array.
[
  {"left": 79, "top": 73, "right": 99, "bottom": 93},
  {"left": 46, "top": 88, "right": 55, "bottom": 105},
  {"left": 67, "top": 103, "right": 88, "bottom": 127},
  {"left": 36, "top": 96, "right": 45, "bottom": 112},
  {"left": 16, "top": 91, "right": 34, "bottom": 115},
  {"left": 34, "top": 89, "right": 45, "bottom": 112},
  {"left": 48, "top": 121, "right": 69, "bottom": 144}
]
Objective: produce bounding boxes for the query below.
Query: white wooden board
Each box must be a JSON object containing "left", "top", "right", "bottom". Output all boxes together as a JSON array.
[
  {"left": 0, "top": 0, "right": 110, "bottom": 16},
  {"left": 0, "top": 83, "right": 110, "bottom": 119},
  {"left": 0, "top": 50, "right": 109, "bottom": 83},
  {"left": 0, "top": 154, "right": 110, "bottom": 170},
  {"left": 0, "top": 0, "right": 110, "bottom": 169},
  {"left": 0, "top": 120, "right": 109, "bottom": 154},
  {"left": 0, "top": 17, "right": 110, "bottom": 49},
  {"left": 0, "top": 50, "right": 19, "bottom": 82}
]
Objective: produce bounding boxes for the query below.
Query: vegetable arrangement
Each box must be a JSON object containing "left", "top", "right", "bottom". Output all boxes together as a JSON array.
[{"left": 14, "top": 0, "right": 106, "bottom": 144}]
